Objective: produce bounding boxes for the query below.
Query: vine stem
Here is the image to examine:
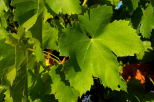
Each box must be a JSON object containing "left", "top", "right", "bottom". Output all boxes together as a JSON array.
[
  {"left": 44, "top": 54, "right": 61, "bottom": 64},
  {"left": 149, "top": 76, "right": 154, "bottom": 85},
  {"left": 27, "top": 48, "right": 61, "bottom": 63},
  {"left": 43, "top": 50, "right": 61, "bottom": 61},
  {"left": 82, "top": 0, "right": 88, "bottom": 6}
]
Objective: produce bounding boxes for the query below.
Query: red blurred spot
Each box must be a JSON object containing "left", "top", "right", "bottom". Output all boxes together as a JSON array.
[{"left": 122, "top": 64, "right": 154, "bottom": 84}]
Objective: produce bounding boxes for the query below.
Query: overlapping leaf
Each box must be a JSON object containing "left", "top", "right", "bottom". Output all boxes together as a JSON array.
[
  {"left": 45, "top": 0, "right": 81, "bottom": 14},
  {"left": 42, "top": 22, "right": 58, "bottom": 50},
  {"left": 0, "top": 40, "right": 15, "bottom": 77},
  {"left": 11, "top": 0, "right": 41, "bottom": 29},
  {"left": 140, "top": 4, "right": 154, "bottom": 38},
  {"left": 108, "top": 0, "right": 120, "bottom": 6},
  {"left": 0, "top": 0, "right": 8, "bottom": 28},
  {"left": 10, "top": 46, "right": 28, "bottom": 102},
  {"left": 49, "top": 66, "right": 79, "bottom": 102},
  {"left": 59, "top": 5, "right": 143, "bottom": 95},
  {"left": 11, "top": 0, "right": 59, "bottom": 50}
]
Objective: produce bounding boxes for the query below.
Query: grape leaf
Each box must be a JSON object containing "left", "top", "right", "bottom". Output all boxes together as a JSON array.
[
  {"left": 30, "top": 13, "right": 43, "bottom": 42},
  {"left": 0, "top": 0, "right": 8, "bottom": 28},
  {"left": 98, "top": 20, "right": 143, "bottom": 56},
  {"left": 136, "top": 41, "right": 153, "bottom": 60},
  {"left": 140, "top": 4, "right": 154, "bottom": 38},
  {"left": 59, "top": 5, "right": 143, "bottom": 95},
  {"left": 42, "top": 22, "right": 58, "bottom": 50},
  {"left": 45, "top": 0, "right": 81, "bottom": 14},
  {"left": 61, "top": 25, "right": 127, "bottom": 95},
  {"left": 29, "top": 71, "right": 52, "bottom": 101},
  {"left": 49, "top": 65, "right": 79, "bottom": 102},
  {"left": 11, "top": 0, "right": 39, "bottom": 27},
  {"left": 0, "top": 27, "right": 8, "bottom": 40},
  {"left": 0, "top": 0, "right": 8, "bottom": 13},
  {"left": 79, "top": 5, "right": 113, "bottom": 37},
  {"left": 33, "top": 42, "right": 44, "bottom": 62},
  {"left": 11, "top": 0, "right": 45, "bottom": 31},
  {"left": 6, "top": 67, "right": 16, "bottom": 85},
  {"left": 5, "top": 89, "right": 13, "bottom": 102},
  {"left": 10, "top": 46, "right": 28, "bottom": 102},
  {"left": 0, "top": 40, "right": 15, "bottom": 77}
]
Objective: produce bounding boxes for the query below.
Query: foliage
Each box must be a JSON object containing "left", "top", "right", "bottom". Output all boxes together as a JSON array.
[{"left": 0, "top": 0, "right": 154, "bottom": 102}]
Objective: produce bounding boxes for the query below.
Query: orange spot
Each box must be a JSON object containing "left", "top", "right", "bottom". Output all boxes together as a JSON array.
[{"left": 135, "top": 69, "right": 145, "bottom": 84}]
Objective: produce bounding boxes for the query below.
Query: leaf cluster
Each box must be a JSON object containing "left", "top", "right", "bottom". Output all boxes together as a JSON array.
[{"left": 0, "top": 0, "right": 154, "bottom": 102}]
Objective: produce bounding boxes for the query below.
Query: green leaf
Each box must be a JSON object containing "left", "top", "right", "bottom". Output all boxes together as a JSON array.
[
  {"left": 30, "top": 13, "right": 43, "bottom": 42},
  {"left": 140, "top": 4, "right": 154, "bottom": 38},
  {"left": 0, "top": 40, "right": 15, "bottom": 77},
  {"left": 10, "top": 46, "right": 28, "bottom": 102},
  {"left": 11, "top": 0, "right": 38, "bottom": 25},
  {"left": 0, "top": 27, "right": 8, "bottom": 40},
  {"left": 98, "top": 20, "right": 143, "bottom": 56},
  {"left": 136, "top": 41, "right": 153, "bottom": 60},
  {"left": 49, "top": 66, "right": 79, "bottom": 102},
  {"left": 131, "top": 0, "right": 139, "bottom": 10},
  {"left": 59, "top": 5, "right": 143, "bottom": 95},
  {"left": 107, "top": 0, "right": 120, "bottom": 6},
  {"left": 42, "top": 22, "right": 58, "bottom": 50},
  {"left": 79, "top": 5, "right": 113, "bottom": 37},
  {"left": 0, "top": 0, "right": 8, "bottom": 12},
  {"left": 5, "top": 89, "right": 13, "bottom": 102},
  {"left": 29, "top": 72, "right": 52, "bottom": 101},
  {"left": 6, "top": 67, "right": 16, "bottom": 86},
  {"left": 61, "top": 25, "right": 126, "bottom": 95},
  {"left": 45, "top": 0, "right": 81, "bottom": 14},
  {"left": 33, "top": 40, "right": 44, "bottom": 62},
  {"left": 11, "top": 0, "right": 45, "bottom": 31}
]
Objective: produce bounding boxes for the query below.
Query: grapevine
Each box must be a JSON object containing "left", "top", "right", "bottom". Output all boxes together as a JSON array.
[{"left": 0, "top": 0, "right": 154, "bottom": 102}]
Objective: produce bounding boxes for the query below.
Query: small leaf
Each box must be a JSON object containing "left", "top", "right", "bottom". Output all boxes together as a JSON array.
[
  {"left": 42, "top": 22, "right": 58, "bottom": 50},
  {"left": 0, "top": 40, "right": 15, "bottom": 77},
  {"left": 33, "top": 41, "right": 44, "bottom": 62},
  {"left": 45, "top": 0, "right": 81, "bottom": 14},
  {"left": 140, "top": 4, "right": 154, "bottom": 38}
]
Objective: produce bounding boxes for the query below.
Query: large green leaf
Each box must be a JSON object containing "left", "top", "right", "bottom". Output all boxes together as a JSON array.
[
  {"left": 49, "top": 66, "right": 79, "bottom": 102},
  {"left": 59, "top": 5, "right": 143, "bottom": 95},
  {"left": 61, "top": 25, "right": 127, "bottom": 95},
  {"left": 45, "top": 0, "right": 81, "bottom": 14},
  {"left": 140, "top": 4, "right": 154, "bottom": 38},
  {"left": 0, "top": 40, "right": 15, "bottom": 77}
]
